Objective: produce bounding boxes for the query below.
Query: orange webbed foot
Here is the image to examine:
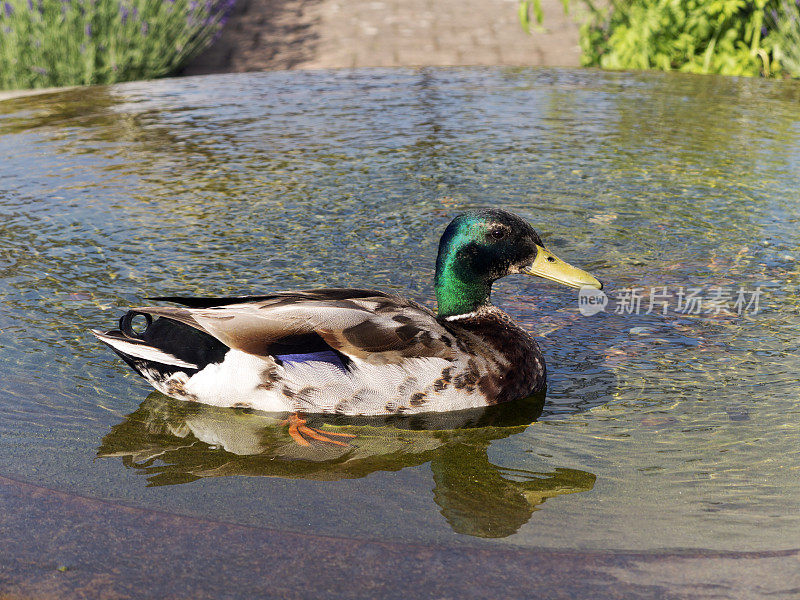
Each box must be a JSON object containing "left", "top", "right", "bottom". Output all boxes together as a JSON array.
[{"left": 280, "top": 413, "right": 356, "bottom": 447}]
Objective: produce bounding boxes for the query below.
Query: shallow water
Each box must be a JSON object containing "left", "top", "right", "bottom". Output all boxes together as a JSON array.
[{"left": 1, "top": 68, "right": 799, "bottom": 551}]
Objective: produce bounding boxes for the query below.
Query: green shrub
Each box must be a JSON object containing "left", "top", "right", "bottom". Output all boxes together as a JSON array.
[
  {"left": 0, "top": 0, "right": 234, "bottom": 90},
  {"left": 520, "top": 0, "right": 800, "bottom": 77},
  {"left": 765, "top": 1, "right": 800, "bottom": 76}
]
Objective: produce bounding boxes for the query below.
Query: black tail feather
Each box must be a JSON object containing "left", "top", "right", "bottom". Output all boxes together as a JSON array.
[{"left": 112, "top": 311, "right": 229, "bottom": 371}]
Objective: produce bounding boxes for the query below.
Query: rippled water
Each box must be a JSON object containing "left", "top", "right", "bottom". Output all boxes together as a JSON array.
[{"left": 1, "top": 68, "right": 799, "bottom": 551}]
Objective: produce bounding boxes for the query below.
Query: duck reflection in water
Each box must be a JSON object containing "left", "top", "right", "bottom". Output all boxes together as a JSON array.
[{"left": 98, "top": 391, "right": 595, "bottom": 538}]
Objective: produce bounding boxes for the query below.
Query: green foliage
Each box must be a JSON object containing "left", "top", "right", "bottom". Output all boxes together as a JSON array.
[
  {"left": 519, "top": 0, "right": 569, "bottom": 32},
  {"left": 520, "top": 0, "right": 800, "bottom": 77},
  {"left": 0, "top": 0, "right": 233, "bottom": 90},
  {"left": 580, "top": 0, "right": 773, "bottom": 76},
  {"left": 764, "top": 1, "right": 800, "bottom": 77}
]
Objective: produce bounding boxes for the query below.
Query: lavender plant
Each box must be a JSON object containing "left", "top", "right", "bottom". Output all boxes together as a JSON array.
[{"left": 0, "top": 0, "right": 235, "bottom": 90}]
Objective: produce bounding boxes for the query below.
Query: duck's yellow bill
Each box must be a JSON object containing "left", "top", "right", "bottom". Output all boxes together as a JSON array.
[{"left": 522, "top": 245, "right": 603, "bottom": 290}]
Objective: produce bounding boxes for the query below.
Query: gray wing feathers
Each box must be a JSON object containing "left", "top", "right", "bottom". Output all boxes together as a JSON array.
[{"left": 133, "top": 296, "right": 455, "bottom": 362}]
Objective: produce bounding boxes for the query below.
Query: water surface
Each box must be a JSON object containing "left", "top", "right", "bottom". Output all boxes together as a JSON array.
[{"left": 1, "top": 68, "right": 799, "bottom": 551}]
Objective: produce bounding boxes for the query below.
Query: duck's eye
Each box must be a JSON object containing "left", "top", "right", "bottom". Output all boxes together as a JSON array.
[
  {"left": 488, "top": 227, "right": 507, "bottom": 241},
  {"left": 546, "top": 255, "right": 556, "bottom": 263}
]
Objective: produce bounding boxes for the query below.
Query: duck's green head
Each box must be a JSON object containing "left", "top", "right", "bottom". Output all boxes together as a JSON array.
[{"left": 434, "top": 209, "right": 602, "bottom": 318}]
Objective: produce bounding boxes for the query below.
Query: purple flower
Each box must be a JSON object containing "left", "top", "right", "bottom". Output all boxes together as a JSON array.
[
  {"left": 3, "top": 2, "right": 13, "bottom": 17},
  {"left": 216, "top": 0, "right": 235, "bottom": 18},
  {"left": 119, "top": 5, "right": 128, "bottom": 23},
  {"left": 85, "top": 23, "right": 92, "bottom": 37},
  {"left": 31, "top": 66, "right": 47, "bottom": 74},
  {"left": 27, "top": 0, "right": 33, "bottom": 11},
  {"left": 141, "top": 20, "right": 147, "bottom": 35}
]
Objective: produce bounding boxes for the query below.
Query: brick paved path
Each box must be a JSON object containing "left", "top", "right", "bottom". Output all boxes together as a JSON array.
[{"left": 183, "top": 0, "right": 581, "bottom": 74}]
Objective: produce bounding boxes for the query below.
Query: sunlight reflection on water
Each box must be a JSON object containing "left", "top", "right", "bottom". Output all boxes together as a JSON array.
[{"left": 1, "top": 68, "right": 799, "bottom": 550}]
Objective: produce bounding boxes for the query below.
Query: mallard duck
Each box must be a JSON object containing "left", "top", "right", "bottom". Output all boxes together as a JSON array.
[{"left": 93, "top": 209, "right": 601, "bottom": 419}]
